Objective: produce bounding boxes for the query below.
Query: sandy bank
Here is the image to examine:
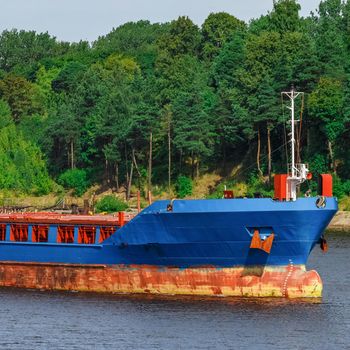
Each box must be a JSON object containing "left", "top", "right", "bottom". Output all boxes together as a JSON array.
[{"left": 327, "top": 211, "right": 350, "bottom": 232}]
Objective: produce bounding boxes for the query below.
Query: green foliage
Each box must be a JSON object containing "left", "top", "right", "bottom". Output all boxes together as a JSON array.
[
  {"left": 309, "top": 77, "right": 346, "bottom": 142},
  {"left": 175, "top": 176, "right": 193, "bottom": 198},
  {"left": 343, "top": 179, "right": 350, "bottom": 195},
  {"left": 0, "top": 124, "right": 53, "bottom": 195},
  {"left": 211, "top": 31, "right": 246, "bottom": 89},
  {"left": 171, "top": 59, "right": 215, "bottom": 162},
  {"left": 0, "top": 5, "right": 350, "bottom": 201},
  {"left": 207, "top": 174, "right": 274, "bottom": 199},
  {"left": 245, "top": 172, "right": 274, "bottom": 198},
  {"left": 332, "top": 175, "right": 350, "bottom": 199},
  {"left": 205, "top": 180, "right": 235, "bottom": 199},
  {"left": 95, "top": 195, "right": 128, "bottom": 213},
  {"left": 0, "top": 74, "right": 42, "bottom": 122},
  {"left": 93, "top": 21, "right": 166, "bottom": 71},
  {"left": 157, "top": 16, "right": 201, "bottom": 57},
  {"left": 58, "top": 169, "right": 89, "bottom": 196},
  {"left": 201, "top": 12, "right": 245, "bottom": 60},
  {"left": 52, "top": 61, "right": 86, "bottom": 93},
  {"left": 269, "top": 0, "right": 301, "bottom": 33},
  {"left": 0, "top": 29, "right": 58, "bottom": 74},
  {"left": 0, "top": 99, "right": 12, "bottom": 128},
  {"left": 18, "top": 114, "right": 46, "bottom": 146},
  {"left": 309, "top": 154, "right": 328, "bottom": 178},
  {"left": 316, "top": 0, "right": 347, "bottom": 78}
]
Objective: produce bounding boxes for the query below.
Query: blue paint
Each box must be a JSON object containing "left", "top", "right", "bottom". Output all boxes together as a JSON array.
[
  {"left": 0, "top": 197, "right": 337, "bottom": 268},
  {"left": 95, "top": 226, "right": 101, "bottom": 244},
  {"left": 74, "top": 226, "right": 79, "bottom": 243},
  {"left": 5, "top": 224, "right": 10, "bottom": 241},
  {"left": 28, "top": 225, "right": 33, "bottom": 242},
  {"left": 48, "top": 225, "right": 57, "bottom": 243}
]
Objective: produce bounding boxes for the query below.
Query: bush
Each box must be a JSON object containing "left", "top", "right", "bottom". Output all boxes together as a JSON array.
[
  {"left": 95, "top": 195, "right": 128, "bottom": 213},
  {"left": 332, "top": 176, "right": 350, "bottom": 199},
  {"left": 332, "top": 175, "right": 343, "bottom": 198},
  {"left": 58, "top": 168, "right": 89, "bottom": 196},
  {"left": 0, "top": 124, "right": 53, "bottom": 195},
  {"left": 342, "top": 179, "right": 350, "bottom": 196},
  {"left": 309, "top": 154, "right": 328, "bottom": 178},
  {"left": 244, "top": 171, "right": 273, "bottom": 198},
  {"left": 175, "top": 176, "right": 193, "bottom": 198}
]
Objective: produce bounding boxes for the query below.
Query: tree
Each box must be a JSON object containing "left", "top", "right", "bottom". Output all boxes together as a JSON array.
[
  {"left": 45, "top": 97, "right": 81, "bottom": 171},
  {"left": 0, "top": 8, "right": 349, "bottom": 198},
  {"left": 72, "top": 54, "right": 142, "bottom": 192},
  {"left": 157, "top": 17, "right": 201, "bottom": 57},
  {"left": 51, "top": 61, "right": 86, "bottom": 93},
  {"left": 282, "top": 32, "right": 320, "bottom": 92},
  {"left": 316, "top": 0, "right": 347, "bottom": 78},
  {"left": 0, "top": 29, "right": 59, "bottom": 74},
  {"left": 172, "top": 89, "right": 214, "bottom": 178},
  {"left": 269, "top": 0, "right": 301, "bottom": 33},
  {"left": 241, "top": 31, "right": 284, "bottom": 176},
  {"left": 93, "top": 21, "right": 166, "bottom": 72},
  {"left": 255, "top": 75, "right": 282, "bottom": 180},
  {"left": 0, "top": 74, "right": 42, "bottom": 122},
  {"left": 35, "top": 65, "right": 60, "bottom": 110},
  {"left": 211, "top": 31, "right": 246, "bottom": 90},
  {"left": 0, "top": 120, "right": 52, "bottom": 194},
  {"left": 309, "top": 77, "right": 346, "bottom": 173},
  {"left": 201, "top": 13, "right": 245, "bottom": 60},
  {"left": 0, "top": 99, "right": 12, "bottom": 128},
  {"left": 210, "top": 32, "right": 250, "bottom": 167},
  {"left": 170, "top": 57, "right": 215, "bottom": 177}
]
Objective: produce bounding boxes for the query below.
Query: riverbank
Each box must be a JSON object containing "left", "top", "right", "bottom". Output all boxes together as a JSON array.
[
  {"left": 0, "top": 184, "right": 349, "bottom": 232},
  {"left": 327, "top": 211, "right": 350, "bottom": 232}
]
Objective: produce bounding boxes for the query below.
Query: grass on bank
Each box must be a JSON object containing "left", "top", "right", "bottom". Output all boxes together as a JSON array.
[{"left": 1, "top": 170, "right": 350, "bottom": 212}]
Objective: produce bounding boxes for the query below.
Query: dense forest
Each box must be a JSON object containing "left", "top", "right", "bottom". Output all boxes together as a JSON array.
[{"left": 0, "top": 0, "right": 350, "bottom": 200}]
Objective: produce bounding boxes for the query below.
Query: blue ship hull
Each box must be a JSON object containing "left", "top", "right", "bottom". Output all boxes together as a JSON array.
[{"left": 0, "top": 197, "right": 338, "bottom": 268}]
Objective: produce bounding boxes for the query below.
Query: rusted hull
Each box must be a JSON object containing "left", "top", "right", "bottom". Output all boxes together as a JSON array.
[{"left": 0, "top": 262, "right": 322, "bottom": 298}]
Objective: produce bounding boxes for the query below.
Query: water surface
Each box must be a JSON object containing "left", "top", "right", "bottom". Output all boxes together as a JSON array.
[{"left": 0, "top": 233, "right": 348, "bottom": 350}]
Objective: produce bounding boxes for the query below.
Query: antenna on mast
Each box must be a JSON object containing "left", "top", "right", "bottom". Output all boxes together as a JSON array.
[{"left": 281, "top": 87, "right": 308, "bottom": 201}]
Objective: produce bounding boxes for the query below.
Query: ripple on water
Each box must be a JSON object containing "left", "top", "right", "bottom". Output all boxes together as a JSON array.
[{"left": 0, "top": 232, "right": 348, "bottom": 350}]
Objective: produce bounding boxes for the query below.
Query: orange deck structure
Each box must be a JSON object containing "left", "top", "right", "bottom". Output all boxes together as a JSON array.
[{"left": 0, "top": 212, "right": 134, "bottom": 226}]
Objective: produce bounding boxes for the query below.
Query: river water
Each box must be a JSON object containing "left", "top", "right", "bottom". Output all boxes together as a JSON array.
[{"left": 0, "top": 233, "right": 348, "bottom": 350}]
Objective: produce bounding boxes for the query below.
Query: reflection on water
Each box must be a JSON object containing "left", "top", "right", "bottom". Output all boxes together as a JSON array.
[{"left": 0, "top": 233, "right": 348, "bottom": 350}]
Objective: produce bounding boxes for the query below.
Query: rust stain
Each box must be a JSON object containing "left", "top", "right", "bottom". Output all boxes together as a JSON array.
[{"left": 0, "top": 263, "right": 322, "bottom": 298}]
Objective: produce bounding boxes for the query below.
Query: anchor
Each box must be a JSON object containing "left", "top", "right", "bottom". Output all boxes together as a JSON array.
[
  {"left": 319, "top": 235, "right": 328, "bottom": 253},
  {"left": 250, "top": 229, "right": 275, "bottom": 254}
]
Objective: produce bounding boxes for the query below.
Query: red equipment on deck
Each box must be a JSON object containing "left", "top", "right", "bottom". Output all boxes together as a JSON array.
[
  {"left": 274, "top": 174, "right": 288, "bottom": 201},
  {"left": 319, "top": 174, "right": 333, "bottom": 197},
  {"left": 223, "top": 190, "right": 234, "bottom": 199}
]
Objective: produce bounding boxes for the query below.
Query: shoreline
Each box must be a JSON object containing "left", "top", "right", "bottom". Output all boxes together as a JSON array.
[{"left": 327, "top": 211, "right": 350, "bottom": 233}]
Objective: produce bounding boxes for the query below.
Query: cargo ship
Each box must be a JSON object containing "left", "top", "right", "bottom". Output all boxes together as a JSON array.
[{"left": 0, "top": 89, "right": 338, "bottom": 298}]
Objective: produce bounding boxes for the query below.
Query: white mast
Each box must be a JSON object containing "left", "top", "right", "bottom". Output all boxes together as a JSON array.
[
  {"left": 291, "top": 89, "right": 295, "bottom": 178},
  {"left": 281, "top": 87, "right": 309, "bottom": 201}
]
